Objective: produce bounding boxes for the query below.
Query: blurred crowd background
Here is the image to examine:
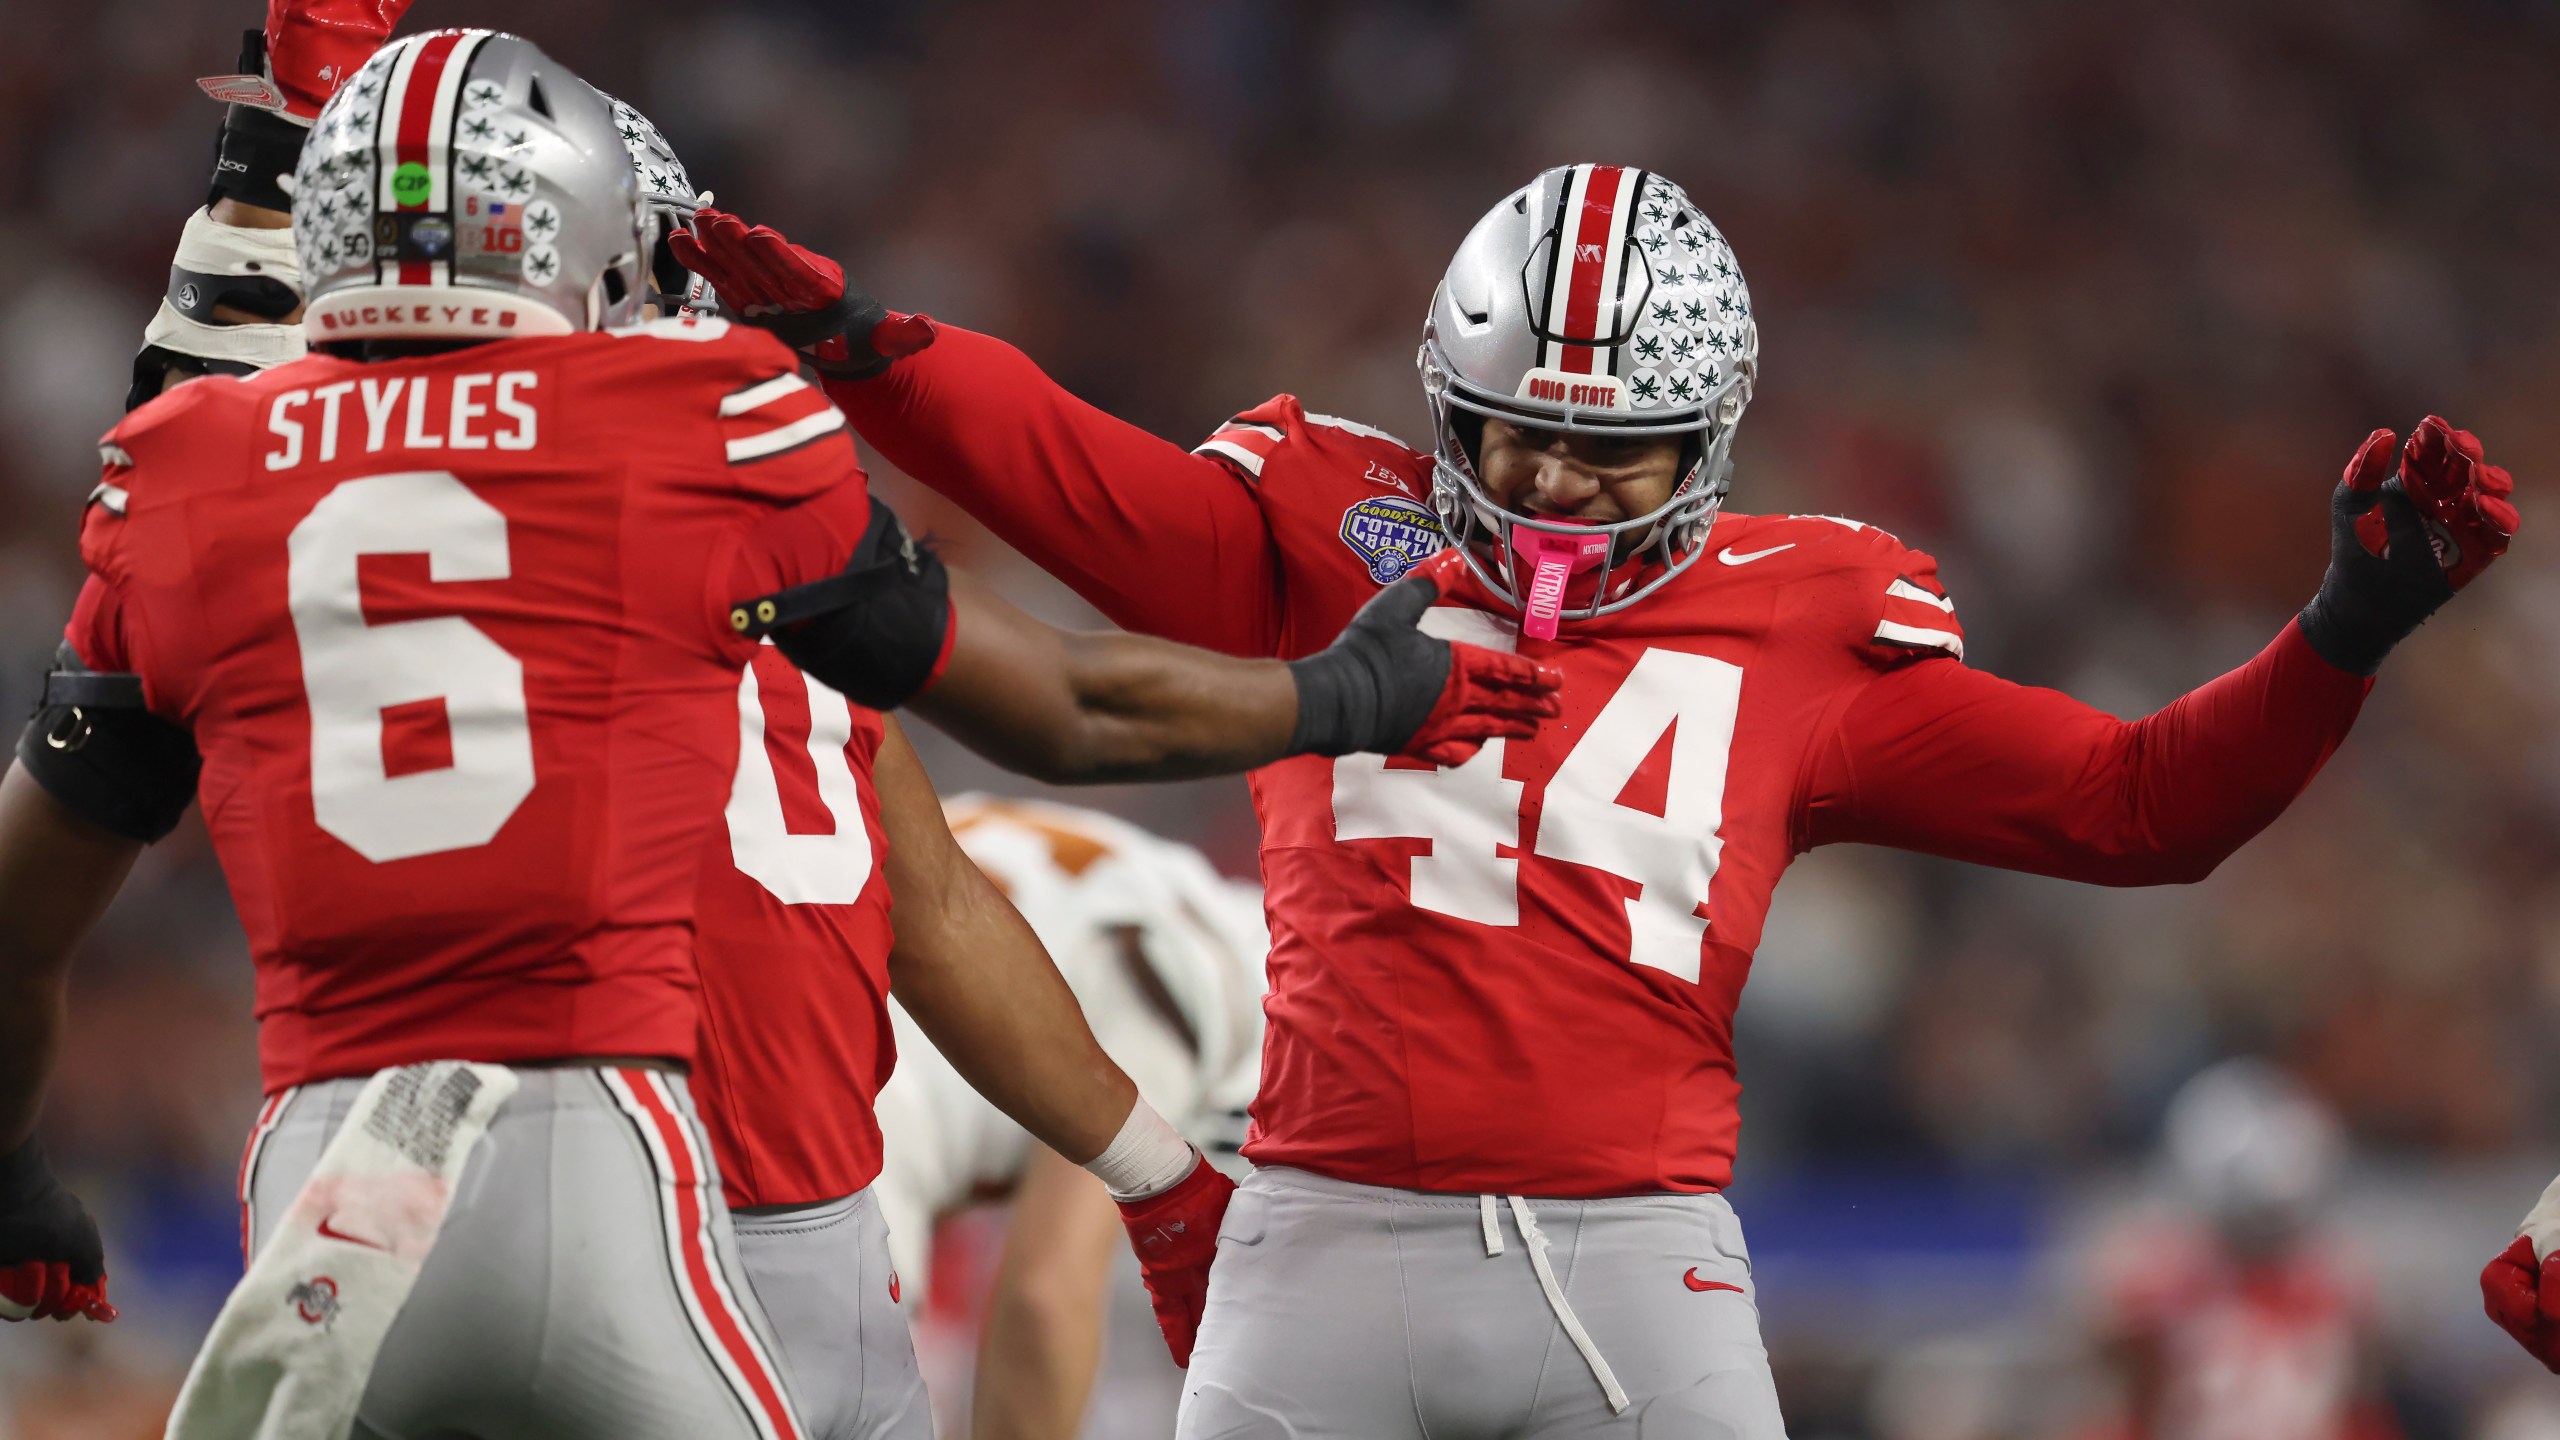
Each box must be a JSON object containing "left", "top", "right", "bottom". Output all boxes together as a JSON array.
[{"left": 5, "top": 0, "right": 2560, "bottom": 1435}]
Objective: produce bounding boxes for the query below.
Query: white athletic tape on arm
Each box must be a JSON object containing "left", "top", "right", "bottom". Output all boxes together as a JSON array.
[
  {"left": 142, "top": 206, "right": 306, "bottom": 371},
  {"left": 2520, "top": 1171, "right": 2560, "bottom": 1263},
  {"left": 1086, "top": 1098, "right": 1196, "bottom": 1202},
  {"left": 166, "top": 1060, "right": 516, "bottom": 1440}
]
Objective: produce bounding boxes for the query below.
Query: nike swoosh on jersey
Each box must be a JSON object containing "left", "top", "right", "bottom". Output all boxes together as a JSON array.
[
  {"left": 316, "top": 1216, "right": 390, "bottom": 1252},
  {"left": 1716, "top": 543, "right": 1796, "bottom": 566},
  {"left": 1682, "top": 1268, "right": 1745, "bottom": 1293}
]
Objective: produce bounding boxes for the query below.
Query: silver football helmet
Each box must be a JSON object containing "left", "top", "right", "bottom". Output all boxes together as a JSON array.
[
  {"left": 293, "top": 30, "right": 647, "bottom": 342},
  {"left": 602, "top": 93, "right": 716, "bottom": 314},
  {"left": 1420, "top": 164, "right": 1759, "bottom": 623}
]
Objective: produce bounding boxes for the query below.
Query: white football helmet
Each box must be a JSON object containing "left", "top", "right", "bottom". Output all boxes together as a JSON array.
[
  {"left": 2163, "top": 1057, "right": 2343, "bottom": 1245},
  {"left": 1420, "top": 164, "right": 1759, "bottom": 623},
  {"left": 293, "top": 30, "right": 647, "bottom": 342}
]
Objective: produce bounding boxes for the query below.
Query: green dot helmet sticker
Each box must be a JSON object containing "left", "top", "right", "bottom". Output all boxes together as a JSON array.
[{"left": 390, "top": 162, "right": 433, "bottom": 207}]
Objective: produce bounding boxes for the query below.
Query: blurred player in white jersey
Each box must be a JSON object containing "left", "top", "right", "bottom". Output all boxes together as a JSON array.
[{"left": 876, "top": 797, "right": 1265, "bottom": 1440}]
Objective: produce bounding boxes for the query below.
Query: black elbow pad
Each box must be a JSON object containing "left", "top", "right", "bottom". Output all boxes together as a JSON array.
[
  {"left": 727, "top": 502, "right": 954, "bottom": 710},
  {"left": 14, "top": 648, "right": 200, "bottom": 842}
]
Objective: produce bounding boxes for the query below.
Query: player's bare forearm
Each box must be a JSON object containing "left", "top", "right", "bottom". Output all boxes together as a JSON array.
[
  {"left": 973, "top": 1146, "right": 1122, "bottom": 1440},
  {"left": 0, "top": 768, "right": 141, "bottom": 1149},
  {"left": 1804, "top": 620, "right": 2370, "bottom": 885},
  {"left": 915, "top": 571, "right": 1296, "bottom": 786},
  {"left": 874, "top": 722, "right": 1139, "bottom": 1162}
]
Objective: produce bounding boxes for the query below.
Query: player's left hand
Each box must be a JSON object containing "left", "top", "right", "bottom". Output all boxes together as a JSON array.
[
  {"left": 1116, "top": 1156, "right": 1234, "bottom": 1368},
  {"left": 2297, "top": 417, "right": 2519, "bottom": 675},
  {"left": 0, "top": 1140, "right": 116, "bottom": 1325},
  {"left": 1286, "top": 574, "right": 1564, "bottom": 766},
  {"left": 668, "top": 208, "right": 935, "bottom": 378}
]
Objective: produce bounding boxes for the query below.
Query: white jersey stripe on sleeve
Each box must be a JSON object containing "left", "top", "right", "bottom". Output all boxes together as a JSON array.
[
  {"left": 719, "top": 374, "right": 811, "bottom": 416},
  {"left": 1873, "top": 619, "right": 1964, "bottom": 660},
  {"left": 1194, "top": 437, "right": 1268, "bottom": 477},
  {"left": 1886, "top": 577, "right": 1955, "bottom": 613},
  {"left": 725, "top": 407, "right": 846, "bottom": 463},
  {"left": 1302, "top": 413, "right": 1418, "bottom": 449}
]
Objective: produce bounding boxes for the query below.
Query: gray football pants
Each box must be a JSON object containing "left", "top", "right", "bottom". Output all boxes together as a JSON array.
[
  {"left": 1176, "top": 1167, "right": 1789, "bottom": 1439},
  {"left": 730, "top": 1188, "right": 933, "bottom": 1440},
  {"left": 244, "top": 1068, "right": 811, "bottom": 1440}
]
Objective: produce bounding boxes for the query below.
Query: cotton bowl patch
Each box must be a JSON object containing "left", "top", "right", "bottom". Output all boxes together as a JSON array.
[{"left": 1339, "top": 496, "right": 1446, "bottom": 583}]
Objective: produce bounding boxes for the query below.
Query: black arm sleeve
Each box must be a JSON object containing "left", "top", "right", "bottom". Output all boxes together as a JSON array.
[
  {"left": 14, "top": 646, "right": 200, "bottom": 843},
  {"left": 726, "top": 501, "right": 954, "bottom": 710}
]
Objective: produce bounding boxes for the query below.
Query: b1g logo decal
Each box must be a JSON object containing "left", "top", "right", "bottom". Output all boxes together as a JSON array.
[{"left": 1339, "top": 496, "right": 1445, "bottom": 584}]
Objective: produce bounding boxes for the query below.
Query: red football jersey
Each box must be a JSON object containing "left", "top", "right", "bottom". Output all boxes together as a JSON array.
[
  {"left": 688, "top": 654, "right": 898, "bottom": 1208},
  {"left": 832, "top": 326, "right": 2371, "bottom": 1196},
  {"left": 69, "top": 316, "right": 880, "bottom": 1093}
]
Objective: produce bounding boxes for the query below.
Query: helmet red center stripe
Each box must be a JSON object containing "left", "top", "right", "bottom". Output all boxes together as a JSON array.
[
  {"left": 392, "top": 31, "right": 465, "bottom": 285},
  {"left": 1558, "top": 164, "right": 1628, "bottom": 375}
]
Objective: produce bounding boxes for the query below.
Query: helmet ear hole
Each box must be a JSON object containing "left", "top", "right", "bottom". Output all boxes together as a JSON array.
[
  {"left": 525, "top": 76, "right": 554, "bottom": 120},
  {"left": 602, "top": 267, "right": 630, "bottom": 307}
]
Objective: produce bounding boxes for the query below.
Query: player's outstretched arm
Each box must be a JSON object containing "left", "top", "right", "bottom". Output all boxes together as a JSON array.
[
  {"left": 672, "top": 208, "right": 1287, "bottom": 654},
  {"left": 1804, "top": 421, "right": 2517, "bottom": 885},
  {"left": 915, "top": 567, "right": 1559, "bottom": 783},
  {"left": 736, "top": 503, "right": 1560, "bottom": 782},
  {"left": 873, "top": 722, "right": 1235, "bottom": 1366},
  {"left": 972, "top": 1146, "right": 1123, "bottom": 1440},
  {"left": 0, "top": 766, "right": 139, "bottom": 1325}
]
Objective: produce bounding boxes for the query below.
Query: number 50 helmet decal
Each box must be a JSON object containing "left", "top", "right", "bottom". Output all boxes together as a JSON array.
[
  {"left": 294, "top": 30, "right": 649, "bottom": 342},
  {"left": 1420, "top": 165, "right": 1759, "bottom": 625}
]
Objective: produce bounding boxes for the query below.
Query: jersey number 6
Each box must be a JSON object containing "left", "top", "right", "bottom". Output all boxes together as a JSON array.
[{"left": 288, "top": 471, "right": 535, "bottom": 863}]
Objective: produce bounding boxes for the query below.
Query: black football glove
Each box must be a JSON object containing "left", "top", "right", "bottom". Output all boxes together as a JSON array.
[
  {"left": 0, "top": 1138, "right": 115, "bottom": 1323},
  {"left": 1285, "top": 575, "right": 1561, "bottom": 766}
]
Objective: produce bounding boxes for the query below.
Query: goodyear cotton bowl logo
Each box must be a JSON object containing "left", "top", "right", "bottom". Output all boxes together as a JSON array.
[{"left": 1339, "top": 496, "right": 1445, "bottom": 584}]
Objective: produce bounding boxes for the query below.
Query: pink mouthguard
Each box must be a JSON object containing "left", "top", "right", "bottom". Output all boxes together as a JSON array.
[{"left": 1510, "top": 527, "right": 1611, "bottom": 639}]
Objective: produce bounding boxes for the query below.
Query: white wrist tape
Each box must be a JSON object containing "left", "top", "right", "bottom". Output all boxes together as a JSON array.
[
  {"left": 2519, "top": 1171, "right": 2560, "bottom": 1262},
  {"left": 142, "top": 207, "right": 306, "bottom": 371},
  {"left": 1086, "top": 1099, "right": 1196, "bottom": 1202}
]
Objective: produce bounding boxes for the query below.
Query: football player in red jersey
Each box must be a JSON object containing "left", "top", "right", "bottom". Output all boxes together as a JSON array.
[
  {"left": 0, "top": 30, "right": 1553, "bottom": 1439},
  {"left": 678, "top": 157, "right": 2519, "bottom": 1438}
]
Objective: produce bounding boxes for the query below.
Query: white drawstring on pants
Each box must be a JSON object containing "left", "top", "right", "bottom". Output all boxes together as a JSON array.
[{"left": 1478, "top": 1194, "right": 1629, "bottom": 1414}]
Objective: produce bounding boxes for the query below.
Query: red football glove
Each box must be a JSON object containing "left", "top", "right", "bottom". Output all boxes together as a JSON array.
[
  {"left": 668, "top": 208, "right": 934, "bottom": 377},
  {"left": 0, "top": 1263, "right": 116, "bottom": 1325},
  {"left": 1406, "top": 639, "right": 1565, "bottom": 767},
  {"left": 200, "top": 2, "right": 414, "bottom": 122},
  {"left": 2484, "top": 1235, "right": 2560, "bottom": 1372},
  {"left": 2353, "top": 415, "right": 2518, "bottom": 591},
  {"left": 1116, "top": 1157, "right": 1235, "bottom": 1368}
]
